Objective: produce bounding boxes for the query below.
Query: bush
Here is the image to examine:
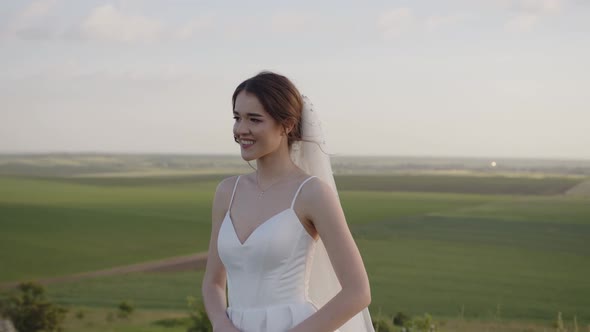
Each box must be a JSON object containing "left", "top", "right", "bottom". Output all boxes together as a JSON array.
[
  {"left": 186, "top": 296, "right": 212, "bottom": 332},
  {"left": 372, "top": 314, "right": 396, "bottom": 332},
  {"left": 74, "top": 309, "right": 85, "bottom": 320},
  {"left": 409, "top": 313, "right": 436, "bottom": 332},
  {"left": 393, "top": 311, "right": 411, "bottom": 327},
  {"left": 117, "top": 300, "right": 135, "bottom": 319},
  {"left": 0, "top": 281, "right": 67, "bottom": 332},
  {"left": 152, "top": 317, "right": 191, "bottom": 328}
]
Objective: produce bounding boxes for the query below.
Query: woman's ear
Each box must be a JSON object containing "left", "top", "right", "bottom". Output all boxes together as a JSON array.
[{"left": 283, "top": 119, "right": 296, "bottom": 135}]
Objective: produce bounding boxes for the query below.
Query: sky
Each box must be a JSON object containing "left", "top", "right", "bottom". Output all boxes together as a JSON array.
[{"left": 1, "top": 0, "right": 589, "bottom": 160}]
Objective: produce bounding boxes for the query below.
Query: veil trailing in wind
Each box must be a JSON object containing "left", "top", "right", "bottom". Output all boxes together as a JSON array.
[{"left": 289, "top": 95, "right": 375, "bottom": 332}]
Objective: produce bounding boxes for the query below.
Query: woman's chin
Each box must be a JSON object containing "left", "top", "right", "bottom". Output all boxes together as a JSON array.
[{"left": 240, "top": 151, "right": 258, "bottom": 161}]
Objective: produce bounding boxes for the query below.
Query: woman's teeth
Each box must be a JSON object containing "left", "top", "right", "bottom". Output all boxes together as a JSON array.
[{"left": 241, "top": 140, "right": 255, "bottom": 148}]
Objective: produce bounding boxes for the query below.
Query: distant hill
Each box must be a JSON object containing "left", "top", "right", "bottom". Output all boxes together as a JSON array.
[{"left": 0, "top": 153, "right": 589, "bottom": 178}]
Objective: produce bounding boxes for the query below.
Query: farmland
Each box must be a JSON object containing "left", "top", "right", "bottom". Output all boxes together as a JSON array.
[{"left": 1, "top": 153, "right": 589, "bottom": 331}]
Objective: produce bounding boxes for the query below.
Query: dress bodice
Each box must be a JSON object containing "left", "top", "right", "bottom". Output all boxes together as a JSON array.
[{"left": 217, "top": 175, "right": 333, "bottom": 331}]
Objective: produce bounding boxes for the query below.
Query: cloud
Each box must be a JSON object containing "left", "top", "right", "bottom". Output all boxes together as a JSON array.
[
  {"left": 377, "top": 8, "right": 414, "bottom": 39},
  {"left": 65, "top": 4, "right": 215, "bottom": 43},
  {"left": 20, "top": 0, "right": 59, "bottom": 19},
  {"left": 14, "top": 26, "right": 55, "bottom": 40},
  {"left": 75, "top": 4, "right": 164, "bottom": 43},
  {"left": 6, "top": 3, "right": 215, "bottom": 43},
  {"left": 516, "top": 0, "right": 563, "bottom": 14},
  {"left": 504, "top": 0, "right": 564, "bottom": 32},
  {"left": 2, "top": 0, "right": 60, "bottom": 40}
]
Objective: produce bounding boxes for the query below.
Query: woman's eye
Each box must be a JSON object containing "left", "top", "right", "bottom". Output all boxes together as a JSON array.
[
  {"left": 251, "top": 118, "right": 261, "bottom": 123},
  {"left": 233, "top": 116, "right": 240, "bottom": 121}
]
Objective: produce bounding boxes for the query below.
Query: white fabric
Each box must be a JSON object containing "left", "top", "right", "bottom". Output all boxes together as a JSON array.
[
  {"left": 289, "top": 95, "right": 375, "bottom": 332},
  {"left": 218, "top": 175, "right": 341, "bottom": 331}
]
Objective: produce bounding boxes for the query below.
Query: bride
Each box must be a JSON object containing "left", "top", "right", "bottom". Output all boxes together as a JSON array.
[{"left": 202, "top": 71, "right": 374, "bottom": 331}]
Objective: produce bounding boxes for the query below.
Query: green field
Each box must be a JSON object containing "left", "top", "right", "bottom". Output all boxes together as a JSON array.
[{"left": 1, "top": 170, "right": 590, "bottom": 330}]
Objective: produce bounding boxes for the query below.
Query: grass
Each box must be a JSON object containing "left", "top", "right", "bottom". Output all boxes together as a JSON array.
[
  {"left": 0, "top": 202, "right": 210, "bottom": 282},
  {"left": 335, "top": 174, "right": 582, "bottom": 195},
  {"left": 361, "top": 237, "right": 589, "bottom": 322},
  {"left": 0, "top": 176, "right": 216, "bottom": 282},
  {"left": 60, "top": 307, "right": 191, "bottom": 332},
  {"left": 43, "top": 271, "right": 205, "bottom": 310},
  {"left": 52, "top": 305, "right": 585, "bottom": 332},
  {"left": 1, "top": 173, "right": 589, "bottom": 328}
]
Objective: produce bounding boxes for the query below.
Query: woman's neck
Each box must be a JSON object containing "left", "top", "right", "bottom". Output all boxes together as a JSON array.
[{"left": 255, "top": 147, "right": 299, "bottom": 181}]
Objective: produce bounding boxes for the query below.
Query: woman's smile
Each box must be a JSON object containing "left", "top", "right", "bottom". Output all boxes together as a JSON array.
[{"left": 240, "top": 139, "right": 256, "bottom": 149}]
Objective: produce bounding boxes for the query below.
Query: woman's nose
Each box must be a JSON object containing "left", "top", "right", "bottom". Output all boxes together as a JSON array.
[{"left": 234, "top": 120, "right": 250, "bottom": 135}]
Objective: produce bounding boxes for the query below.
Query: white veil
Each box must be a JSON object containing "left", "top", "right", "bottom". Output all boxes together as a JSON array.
[{"left": 290, "top": 95, "right": 375, "bottom": 332}]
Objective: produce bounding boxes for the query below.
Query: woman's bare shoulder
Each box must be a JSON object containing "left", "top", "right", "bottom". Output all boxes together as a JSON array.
[
  {"left": 214, "top": 173, "right": 254, "bottom": 205},
  {"left": 216, "top": 175, "right": 239, "bottom": 191},
  {"left": 300, "top": 176, "right": 338, "bottom": 206},
  {"left": 210, "top": 175, "right": 240, "bottom": 227},
  {"left": 215, "top": 175, "right": 240, "bottom": 202}
]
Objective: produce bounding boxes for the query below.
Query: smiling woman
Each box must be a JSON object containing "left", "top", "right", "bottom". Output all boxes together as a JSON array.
[
  {"left": 231, "top": 73, "right": 302, "bottom": 162},
  {"left": 232, "top": 91, "right": 286, "bottom": 160},
  {"left": 201, "top": 71, "right": 375, "bottom": 332}
]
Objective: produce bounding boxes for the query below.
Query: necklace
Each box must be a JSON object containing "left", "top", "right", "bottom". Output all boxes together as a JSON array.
[{"left": 255, "top": 168, "right": 296, "bottom": 198}]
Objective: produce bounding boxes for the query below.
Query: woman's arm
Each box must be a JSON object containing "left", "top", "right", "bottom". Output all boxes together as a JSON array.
[
  {"left": 288, "top": 178, "right": 372, "bottom": 332},
  {"left": 201, "top": 177, "right": 240, "bottom": 331}
]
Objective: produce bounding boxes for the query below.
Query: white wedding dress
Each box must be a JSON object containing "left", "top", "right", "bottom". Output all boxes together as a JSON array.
[{"left": 217, "top": 174, "right": 343, "bottom": 331}]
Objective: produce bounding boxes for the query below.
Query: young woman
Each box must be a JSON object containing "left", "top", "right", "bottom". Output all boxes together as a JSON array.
[{"left": 201, "top": 71, "right": 374, "bottom": 332}]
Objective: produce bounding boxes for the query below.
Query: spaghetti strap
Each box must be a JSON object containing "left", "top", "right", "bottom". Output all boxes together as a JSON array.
[
  {"left": 228, "top": 175, "right": 241, "bottom": 210},
  {"left": 290, "top": 176, "right": 317, "bottom": 209}
]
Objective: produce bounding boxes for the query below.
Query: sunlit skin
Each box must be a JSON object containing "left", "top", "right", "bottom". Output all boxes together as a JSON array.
[
  {"left": 232, "top": 90, "right": 296, "bottom": 177},
  {"left": 201, "top": 90, "right": 371, "bottom": 332}
]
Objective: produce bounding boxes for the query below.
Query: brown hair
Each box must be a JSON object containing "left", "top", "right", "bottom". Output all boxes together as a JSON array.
[{"left": 232, "top": 71, "right": 303, "bottom": 149}]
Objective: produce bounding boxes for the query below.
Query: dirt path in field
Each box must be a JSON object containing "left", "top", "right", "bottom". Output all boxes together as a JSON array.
[
  {"left": 0, "top": 252, "right": 208, "bottom": 290},
  {"left": 565, "top": 179, "right": 590, "bottom": 196}
]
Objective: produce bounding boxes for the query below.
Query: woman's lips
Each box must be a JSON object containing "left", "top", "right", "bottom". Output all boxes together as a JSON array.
[{"left": 241, "top": 142, "right": 255, "bottom": 149}]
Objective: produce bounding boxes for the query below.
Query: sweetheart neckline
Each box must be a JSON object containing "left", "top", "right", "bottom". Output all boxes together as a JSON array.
[{"left": 223, "top": 208, "right": 315, "bottom": 246}]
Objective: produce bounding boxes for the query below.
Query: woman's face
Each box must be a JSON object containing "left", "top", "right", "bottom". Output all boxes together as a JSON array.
[{"left": 233, "top": 90, "right": 286, "bottom": 161}]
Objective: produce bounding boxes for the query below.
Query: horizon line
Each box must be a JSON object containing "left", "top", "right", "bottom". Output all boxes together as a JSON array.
[{"left": 1, "top": 150, "right": 589, "bottom": 162}]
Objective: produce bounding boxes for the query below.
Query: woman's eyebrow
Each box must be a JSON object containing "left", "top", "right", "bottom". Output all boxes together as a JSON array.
[{"left": 233, "top": 110, "right": 264, "bottom": 117}]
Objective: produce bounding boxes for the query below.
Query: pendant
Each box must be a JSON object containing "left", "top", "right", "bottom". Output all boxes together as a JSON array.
[{"left": 259, "top": 191, "right": 264, "bottom": 198}]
